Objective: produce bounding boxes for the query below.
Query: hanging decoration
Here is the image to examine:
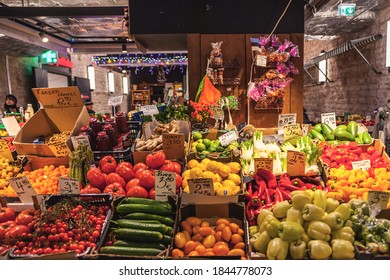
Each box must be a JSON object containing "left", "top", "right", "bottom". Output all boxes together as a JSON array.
[
  {"left": 157, "top": 66, "right": 167, "bottom": 83},
  {"left": 92, "top": 53, "right": 188, "bottom": 67}
]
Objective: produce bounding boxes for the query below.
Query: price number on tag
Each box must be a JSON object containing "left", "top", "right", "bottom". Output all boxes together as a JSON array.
[
  {"left": 59, "top": 177, "right": 80, "bottom": 195},
  {"left": 352, "top": 160, "right": 371, "bottom": 171},
  {"left": 8, "top": 176, "right": 37, "bottom": 203},
  {"left": 287, "top": 151, "right": 306, "bottom": 177},
  {"left": 188, "top": 178, "right": 214, "bottom": 196},
  {"left": 162, "top": 134, "right": 185, "bottom": 160},
  {"left": 71, "top": 136, "right": 90, "bottom": 150},
  {"left": 57, "top": 96, "right": 73, "bottom": 106},
  {"left": 254, "top": 158, "right": 273, "bottom": 173},
  {"left": 367, "top": 191, "right": 390, "bottom": 210},
  {"left": 0, "top": 139, "right": 13, "bottom": 161},
  {"left": 301, "top": 124, "right": 312, "bottom": 136},
  {"left": 278, "top": 114, "right": 296, "bottom": 134},
  {"left": 283, "top": 124, "right": 301, "bottom": 141},
  {"left": 154, "top": 170, "right": 176, "bottom": 201},
  {"left": 321, "top": 112, "right": 337, "bottom": 130},
  {"left": 49, "top": 141, "right": 70, "bottom": 157},
  {"left": 218, "top": 131, "right": 238, "bottom": 147}
]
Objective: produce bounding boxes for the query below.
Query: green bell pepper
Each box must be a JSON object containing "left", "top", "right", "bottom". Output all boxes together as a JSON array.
[
  {"left": 302, "top": 204, "right": 326, "bottom": 222},
  {"left": 308, "top": 240, "right": 332, "bottom": 260},
  {"left": 323, "top": 212, "right": 344, "bottom": 230},
  {"left": 259, "top": 215, "right": 278, "bottom": 233},
  {"left": 313, "top": 190, "right": 327, "bottom": 210},
  {"left": 334, "top": 203, "right": 352, "bottom": 222},
  {"left": 331, "top": 226, "right": 355, "bottom": 243},
  {"left": 291, "top": 191, "right": 311, "bottom": 210},
  {"left": 266, "top": 219, "right": 282, "bottom": 238},
  {"left": 301, "top": 232, "right": 311, "bottom": 244},
  {"left": 272, "top": 200, "right": 291, "bottom": 219},
  {"left": 331, "top": 239, "right": 355, "bottom": 260},
  {"left": 266, "top": 238, "right": 289, "bottom": 260},
  {"left": 257, "top": 208, "right": 274, "bottom": 227},
  {"left": 307, "top": 221, "right": 331, "bottom": 241},
  {"left": 249, "top": 225, "right": 259, "bottom": 237},
  {"left": 289, "top": 240, "right": 307, "bottom": 260},
  {"left": 253, "top": 231, "right": 271, "bottom": 254},
  {"left": 279, "top": 221, "right": 304, "bottom": 242},
  {"left": 325, "top": 198, "right": 340, "bottom": 213},
  {"left": 286, "top": 207, "right": 303, "bottom": 225}
]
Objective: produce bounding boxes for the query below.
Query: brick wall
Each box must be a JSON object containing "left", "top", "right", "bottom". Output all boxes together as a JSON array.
[
  {"left": 71, "top": 54, "right": 130, "bottom": 114},
  {"left": 304, "top": 5, "right": 390, "bottom": 122}
]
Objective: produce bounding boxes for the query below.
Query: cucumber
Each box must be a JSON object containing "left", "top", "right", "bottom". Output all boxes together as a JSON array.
[
  {"left": 334, "top": 130, "right": 355, "bottom": 141},
  {"left": 355, "top": 137, "right": 363, "bottom": 145},
  {"left": 121, "top": 197, "right": 172, "bottom": 210},
  {"left": 116, "top": 203, "right": 172, "bottom": 216},
  {"left": 321, "top": 124, "right": 335, "bottom": 141},
  {"left": 113, "top": 240, "right": 166, "bottom": 250},
  {"left": 310, "top": 129, "right": 325, "bottom": 141},
  {"left": 101, "top": 246, "right": 162, "bottom": 256},
  {"left": 114, "top": 228, "right": 163, "bottom": 242},
  {"left": 362, "top": 131, "right": 373, "bottom": 144},
  {"left": 313, "top": 124, "right": 322, "bottom": 133},
  {"left": 122, "top": 219, "right": 162, "bottom": 224},
  {"left": 116, "top": 219, "right": 168, "bottom": 234},
  {"left": 347, "top": 121, "right": 358, "bottom": 138},
  {"left": 123, "top": 213, "right": 175, "bottom": 226},
  {"left": 161, "top": 234, "right": 173, "bottom": 245}
]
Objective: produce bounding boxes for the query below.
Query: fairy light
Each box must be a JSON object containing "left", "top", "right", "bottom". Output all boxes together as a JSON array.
[{"left": 92, "top": 53, "right": 188, "bottom": 67}]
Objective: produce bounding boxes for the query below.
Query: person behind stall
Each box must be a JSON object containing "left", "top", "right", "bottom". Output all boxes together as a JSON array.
[
  {"left": 4, "top": 94, "right": 19, "bottom": 114},
  {"left": 84, "top": 98, "right": 95, "bottom": 115},
  {"left": 303, "top": 108, "right": 315, "bottom": 126}
]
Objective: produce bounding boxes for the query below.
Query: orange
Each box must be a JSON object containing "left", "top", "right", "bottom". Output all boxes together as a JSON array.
[
  {"left": 229, "top": 223, "right": 240, "bottom": 233},
  {"left": 234, "top": 242, "right": 245, "bottom": 250},
  {"left": 227, "top": 249, "right": 245, "bottom": 257},
  {"left": 215, "top": 223, "right": 226, "bottom": 232},
  {"left": 184, "top": 241, "right": 197, "bottom": 255},
  {"left": 216, "top": 218, "right": 230, "bottom": 226},
  {"left": 181, "top": 221, "right": 193, "bottom": 235},
  {"left": 199, "top": 226, "right": 212, "bottom": 237},
  {"left": 212, "top": 244, "right": 229, "bottom": 256},
  {"left": 200, "top": 221, "right": 210, "bottom": 227},
  {"left": 188, "top": 251, "right": 199, "bottom": 257},
  {"left": 191, "top": 233, "right": 203, "bottom": 242},
  {"left": 202, "top": 235, "right": 216, "bottom": 248},
  {"left": 203, "top": 251, "right": 215, "bottom": 257},
  {"left": 231, "top": 234, "right": 243, "bottom": 244},
  {"left": 214, "top": 241, "right": 229, "bottom": 247},
  {"left": 171, "top": 249, "right": 184, "bottom": 258},
  {"left": 195, "top": 245, "right": 206, "bottom": 256},
  {"left": 192, "top": 225, "right": 201, "bottom": 235},
  {"left": 182, "top": 231, "right": 191, "bottom": 242},
  {"left": 237, "top": 228, "right": 244, "bottom": 237},
  {"left": 174, "top": 232, "right": 186, "bottom": 248},
  {"left": 214, "top": 231, "right": 222, "bottom": 242}
]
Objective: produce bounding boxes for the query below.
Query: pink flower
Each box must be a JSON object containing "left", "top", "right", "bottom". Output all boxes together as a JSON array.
[{"left": 290, "top": 46, "right": 300, "bottom": 57}]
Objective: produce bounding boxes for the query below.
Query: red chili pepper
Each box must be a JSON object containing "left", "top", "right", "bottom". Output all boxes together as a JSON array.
[
  {"left": 245, "top": 181, "right": 253, "bottom": 203},
  {"left": 291, "top": 178, "right": 305, "bottom": 187},
  {"left": 274, "top": 188, "right": 283, "bottom": 203},
  {"left": 279, "top": 182, "right": 302, "bottom": 191},
  {"left": 299, "top": 176, "right": 321, "bottom": 185},
  {"left": 264, "top": 187, "right": 272, "bottom": 205},
  {"left": 268, "top": 189, "right": 276, "bottom": 196},
  {"left": 257, "top": 169, "right": 277, "bottom": 188},
  {"left": 367, "top": 167, "right": 375, "bottom": 178},
  {"left": 254, "top": 205, "right": 264, "bottom": 216},
  {"left": 279, "top": 189, "right": 291, "bottom": 200},
  {"left": 279, "top": 173, "right": 291, "bottom": 183},
  {"left": 251, "top": 196, "right": 261, "bottom": 207},
  {"left": 246, "top": 203, "right": 255, "bottom": 222}
]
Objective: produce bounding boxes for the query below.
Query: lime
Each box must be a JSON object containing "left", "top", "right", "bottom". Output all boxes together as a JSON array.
[
  {"left": 203, "top": 139, "right": 212, "bottom": 148},
  {"left": 207, "top": 146, "right": 216, "bottom": 153},
  {"left": 216, "top": 146, "right": 225, "bottom": 153},
  {"left": 196, "top": 143, "right": 206, "bottom": 152},
  {"left": 193, "top": 132, "right": 203, "bottom": 141},
  {"left": 200, "top": 150, "right": 210, "bottom": 156},
  {"left": 214, "top": 139, "right": 221, "bottom": 146}
]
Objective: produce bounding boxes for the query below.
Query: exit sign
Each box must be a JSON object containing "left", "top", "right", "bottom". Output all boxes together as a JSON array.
[
  {"left": 338, "top": 3, "right": 356, "bottom": 16},
  {"left": 40, "top": 50, "right": 58, "bottom": 64}
]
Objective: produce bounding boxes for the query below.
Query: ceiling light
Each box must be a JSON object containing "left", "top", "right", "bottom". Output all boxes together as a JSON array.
[
  {"left": 39, "top": 31, "right": 49, "bottom": 43},
  {"left": 318, "top": 50, "right": 327, "bottom": 83},
  {"left": 87, "top": 65, "right": 96, "bottom": 91},
  {"left": 121, "top": 44, "right": 127, "bottom": 53},
  {"left": 108, "top": 71, "right": 115, "bottom": 93},
  {"left": 122, "top": 76, "right": 129, "bottom": 95},
  {"left": 122, "top": 69, "right": 127, "bottom": 74}
]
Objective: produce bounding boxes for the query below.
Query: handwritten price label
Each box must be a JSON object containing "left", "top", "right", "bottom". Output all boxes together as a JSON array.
[
  {"left": 301, "top": 124, "right": 312, "bottom": 136},
  {"left": 255, "top": 54, "right": 267, "bottom": 67},
  {"left": 287, "top": 151, "right": 306, "bottom": 177},
  {"left": 254, "top": 158, "right": 273, "bottom": 173},
  {"left": 210, "top": 105, "right": 224, "bottom": 120},
  {"left": 278, "top": 113, "right": 296, "bottom": 134},
  {"left": 32, "top": 87, "right": 81, "bottom": 108},
  {"left": 219, "top": 131, "right": 238, "bottom": 147},
  {"left": 154, "top": 170, "right": 176, "bottom": 201},
  {"left": 162, "top": 134, "right": 185, "bottom": 160},
  {"left": 188, "top": 178, "right": 214, "bottom": 196},
  {"left": 8, "top": 176, "right": 37, "bottom": 203},
  {"left": 108, "top": 95, "right": 123, "bottom": 107},
  {"left": 321, "top": 112, "right": 337, "bottom": 130},
  {"left": 283, "top": 124, "right": 302, "bottom": 141},
  {"left": 71, "top": 136, "right": 91, "bottom": 150},
  {"left": 141, "top": 105, "right": 159, "bottom": 116},
  {"left": 367, "top": 191, "right": 390, "bottom": 210},
  {"left": 0, "top": 139, "right": 13, "bottom": 161},
  {"left": 59, "top": 177, "right": 80, "bottom": 195},
  {"left": 352, "top": 160, "right": 371, "bottom": 171},
  {"left": 48, "top": 141, "right": 70, "bottom": 157}
]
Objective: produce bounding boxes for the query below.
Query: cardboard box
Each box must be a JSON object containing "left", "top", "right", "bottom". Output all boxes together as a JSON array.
[{"left": 13, "top": 87, "right": 90, "bottom": 157}]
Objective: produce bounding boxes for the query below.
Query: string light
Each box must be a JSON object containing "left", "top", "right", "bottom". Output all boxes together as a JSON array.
[{"left": 92, "top": 53, "right": 188, "bottom": 67}]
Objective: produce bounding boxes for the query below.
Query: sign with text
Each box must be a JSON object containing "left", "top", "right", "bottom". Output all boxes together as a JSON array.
[
  {"left": 154, "top": 170, "right": 176, "bottom": 201},
  {"left": 278, "top": 113, "right": 296, "bottom": 134},
  {"left": 352, "top": 160, "right": 371, "bottom": 171},
  {"left": 141, "top": 105, "right": 159, "bottom": 116},
  {"left": 0, "top": 139, "right": 13, "bottom": 161},
  {"left": 8, "top": 176, "right": 37, "bottom": 203},
  {"left": 287, "top": 150, "right": 306, "bottom": 177},
  {"left": 254, "top": 158, "right": 273, "bottom": 173},
  {"left": 71, "top": 135, "right": 91, "bottom": 150},
  {"left": 255, "top": 54, "right": 267, "bottom": 67},
  {"left": 108, "top": 95, "right": 123, "bottom": 107},
  {"left": 321, "top": 112, "right": 337, "bottom": 130},
  {"left": 162, "top": 133, "right": 185, "bottom": 160},
  {"left": 301, "top": 124, "right": 312, "bottom": 136},
  {"left": 2, "top": 116, "right": 21, "bottom": 136},
  {"left": 48, "top": 141, "right": 71, "bottom": 157},
  {"left": 32, "top": 86, "right": 83, "bottom": 108},
  {"left": 59, "top": 177, "right": 80, "bottom": 195},
  {"left": 367, "top": 191, "right": 389, "bottom": 210},
  {"left": 283, "top": 124, "right": 302, "bottom": 141},
  {"left": 219, "top": 131, "right": 238, "bottom": 147},
  {"left": 210, "top": 105, "right": 224, "bottom": 120},
  {"left": 188, "top": 178, "right": 214, "bottom": 196}
]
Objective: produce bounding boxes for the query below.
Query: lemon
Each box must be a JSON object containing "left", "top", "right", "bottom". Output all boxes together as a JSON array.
[
  {"left": 227, "top": 162, "right": 241, "bottom": 174},
  {"left": 222, "top": 179, "right": 236, "bottom": 189},
  {"left": 203, "top": 171, "right": 216, "bottom": 180},
  {"left": 183, "top": 186, "right": 190, "bottom": 193},
  {"left": 216, "top": 186, "right": 233, "bottom": 196},
  {"left": 232, "top": 185, "right": 241, "bottom": 195},
  {"left": 182, "top": 178, "right": 188, "bottom": 189},
  {"left": 182, "top": 170, "right": 191, "bottom": 180},
  {"left": 197, "top": 163, "right": 207, "bottom": 172},
  {"left": 228, "top": 173, "right": 241, "bottom": 185},
  {"left": 214, "top": 173, "right": 222, "bottom": 182},
  {"left": 218, "top": 165, "right": 231, "bottom": 177},
  {"left": 193, "top": 132, "right": 203, "bottom": 141},
  {"left": 187, "top": 159, "right": 199, "bottom": 169},
  {"left": 207, "top": 161, "right": 217, "bottom": 172},
  {"left": 201, "top": 158, "right": 211, "bottom": 166},
  {"left": 190, "top": 167, "right": 203, "bottom": 179},
  {"left": 213, "top": 182, "right": 223, "bottom": 191}
]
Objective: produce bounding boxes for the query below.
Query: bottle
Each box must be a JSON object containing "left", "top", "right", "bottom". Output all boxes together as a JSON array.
[
  {"left": 96, "top": 131, "right": 112, "bottom": 151},
  {"left": 115, "top": 112, "right": 129, "bottom": 134},
  {"left": 103, "top": 124, "right": 118, "bottom": 148},
  {"left": 25, "top": 104, "right": 34, "bottom": 121},
  {"left": 19, "top": 107, "right": 25, "bottom": 122},
  {"left": 89, "top": 117, "right": 103, "bottom": 135},
  {"left": 80, "top": 125, "right": 97, "bottom": 150},
  {"left": 105, "top": 117, "right": 120, "bottom": 139}
]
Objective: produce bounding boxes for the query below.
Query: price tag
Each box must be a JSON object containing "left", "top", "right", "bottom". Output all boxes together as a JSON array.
[
  {"left": 2, "top": 116, "right": 21, "bottom": 136},
  {"left": 255, "top": 54, "right": 267, "bottom": 67},
  {"left": 321, "top": 112, "right": 337, "bottom": 130},
  {"left": 367, "top": 191, "right": 390, "bottom": 210},
  {"left": 107, "top": 95, "right": 123, "bottom": 107},
  {"left": 352, "top": 160, "right": 371, "bottom": 171},
  {"left": 188, "top": 178, "right": 214, "bottom": 196},
  {"left": 0, "top": 139, "right": 13, "bottom": 161},
  {"left": 254, "top": 158, "right": 273, "bottom": 173},
  {"left": 32, "top": 87, "right": 81, "bottom": 108},
  {"left": 283, "top": 124, "right": 302, "bottom": 141},
  {"left": 278, "top": 113, "right": 296, "bottom": 134},
  {"left": 59, "top": 177, "right": 80, "bottom": 195},
  {"left": 141, "top": 105, "right": 159, "bottom": 116},
  {"left": 210, "top": 105, "right": 224, "bottom": 120},
  {"left": 162, "top": 134, "right": 185, "bottom": 160},
  {"left": 301, "top": 124, "right": 312, "bottom": 136},
  {"left": 71, "top": 135, "right": 91, "bottom": 150},
  {"left": 287, "top": 151, "right": 306, "bottom": 177},
  {"left": 218, "top": 131, "right": 238, "bottom": 147},
  {"left": 48, "top": 141, "right": 71, "bottom": 157},
  {"left": 154, "top": 170, "right": 176, "bottom": 201},
  {"left": 8, "top": 176, "right": 37, "bottom": 203}
]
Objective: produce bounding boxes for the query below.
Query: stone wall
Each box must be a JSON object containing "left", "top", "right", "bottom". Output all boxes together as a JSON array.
[{"left": 304, "top": 5, "right": 390, "bottom": 122}]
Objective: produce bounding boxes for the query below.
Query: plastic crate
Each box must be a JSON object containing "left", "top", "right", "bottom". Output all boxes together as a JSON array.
[{"left": 94, "top": 147, "right": 133, "bottom": 163}]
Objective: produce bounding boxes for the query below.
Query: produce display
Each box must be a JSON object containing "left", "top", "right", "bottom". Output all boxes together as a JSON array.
[
  {"left": 172, "top": 217, "right": 246, "bottom": 258},
  {"left": 190, "top": 131, "right": 238, "bottom": 159},
  {"left": 69, "top": 144, "right": 94, "bottom": 187},
  {"left": 0, "top": 128, "right": 9, "bottom": 137},
  {"left": 33, "top": 131, "right": 71, "bottom": 145},
  {"left": 135, "top": 121, "right": 179, "bottom": 152},
  {"left": 0, "top": 156, "right": 22, "bottom": 197}
]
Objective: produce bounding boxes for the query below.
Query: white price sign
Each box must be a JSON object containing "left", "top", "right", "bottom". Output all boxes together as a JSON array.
[
  {"left": 59, "top": 177, "right": 80, "bottom": 195},
  {"left": 154, "top": 170, "right": 176, "bottom": 201},
  {"left": 278, "top": 113, "right": 297, "bottom": 134},
  {"left": 255, "top": 54, "right": 267, "bottom": 67},
  {"left": 141, "top": 105, "right": 159, "bottom": 116},
  {"left": 71, "top": 135, "right": 91, "bottom": 150},
  {"left": 8, "top": 176, "right": 37, "bottom": 203},
  {"left": 107, "top": 95, "right": 123, "bottom": 107},
  {"left": 352, "top": 160, "right": 371, "bottom": 171},
  {"left": 367, "top": 191, "right": 390, "bottom": 210},
  {"left": 188, "top": 178, "right": 214, "bottom": 196},
  {"left": 321, "top": 112, "right": 337, "bottom": 130},
  {"left": 218, "top": 130, "right": 238, "bottom": 147}
]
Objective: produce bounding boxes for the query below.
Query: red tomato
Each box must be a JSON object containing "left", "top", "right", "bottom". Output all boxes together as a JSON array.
[
  {"left": 4, "top": 225, "right": 30, "bottom": 241},
  {"left": 106, "top": 173, "right": 126, "bottom": 188},
  {"left": 348, "top": 142, "right": 358, "bottom": 150},
  {"left": 133, "top": 162, "right": 147, "bottom": 173},
  {"left": 135, "top": 168, "right": 146, "bottom": 179},
  {"left": 115, "top": 165, "right": 134, "bottom": 183},
  {"left": 366, "top": 146, "right": 376, "bottom": 155},
  {"left": 139, "top": 170, "right": 155, "bottom": 190},
  {"left": 117, "top": 161, "right": 133, "bottom": 170},
  {"left": 0, "top": 246, "right": 9, "bottom": 255},
  {"left": 0, "top": 227, "right": 5, "bottom": 240},
  {"left": 126, "top": 179, "right": 141, "bottom": 192},
  {"left": 15, "top": 214, "right": 34, "bottom": 226},
  {"left": 99, "top": 156, "right": 117, "bottom": 174},
  {"left": 86, "top": 168, "right": 106, "bottom": 190},
  {"left": 126, "top": 186, "right": 149, "bottom": 198},
  {"left": 159, "top": 160, "right": 176, "bottom": 173},
  {"left": 148, "top": 188, "right": 155, "bottom": 199},
  {"left": 0, "top": 221, "right": 17, "bottom": 232},
  {"left": 175, "top": 174, "right": 182, "bottom": 189},
  {"left": 146, "top": 151, "right": 166, "bottom": 169},
  {"left": 104, "top": 183, "right": 126, "bottom": 196},
  {"left": 171, "top": 162, "right": 182, "bottom": 175},
  {"left": 19, "top": 209, "right": 39, "bottom": 217},
  {"left": 0, "top": 207, "right": 15, "bottom": 223},
  {"left": 80, "top": 187, "right": 101, "bottom": 194}
]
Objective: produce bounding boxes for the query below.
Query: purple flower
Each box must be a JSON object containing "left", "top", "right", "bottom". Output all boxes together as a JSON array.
[
  {"left": 287, "top": 62, "right": 300, "bottom": 74},
  {"left": 271, "top": 35, "right": 281, "bottom": 47},
  {"left": 260, "top": 36, "right": 270, "bottom": 47},
  {"left": 277, "top": 62, "right": 289, "bottom": 75},
  {"left": 278, "top": 40, "right": 294, "bottom": 52},
  {"left": 290, "top": 46, "right": 300, "bottom": 57}
]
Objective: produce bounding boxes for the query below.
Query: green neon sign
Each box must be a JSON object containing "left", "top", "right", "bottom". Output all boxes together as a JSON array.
[{"left": 40, "top": 50, "right": 58, "bottom": 64}]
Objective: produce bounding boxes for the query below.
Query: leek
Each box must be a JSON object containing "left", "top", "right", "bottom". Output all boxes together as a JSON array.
[{"left": 253, "top": 130, "right": 266, "bottom": 152}]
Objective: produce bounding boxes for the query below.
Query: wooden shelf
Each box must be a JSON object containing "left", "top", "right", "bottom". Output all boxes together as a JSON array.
[{"left": 131, "top": 89, "right": 150, "bottom": 108}]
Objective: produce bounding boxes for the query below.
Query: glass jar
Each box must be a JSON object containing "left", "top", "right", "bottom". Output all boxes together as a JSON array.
[
  {"left": 90, "top": 117, "right": 103, "bottom": 135},
  {"left": 115, "top": 112, "right": 129, "bottom": 134},
  {"left": 80, "top": 125, "right": 97, "bottom": 150},
  {"left": 96, "top": 131, "right": 112, "bottom": 151},
  {"left": 103, "top": 124, "right": 118, "bottom": 148},
  {"left": 105, "top": 117, "right": 120, "bottom": 139}
]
